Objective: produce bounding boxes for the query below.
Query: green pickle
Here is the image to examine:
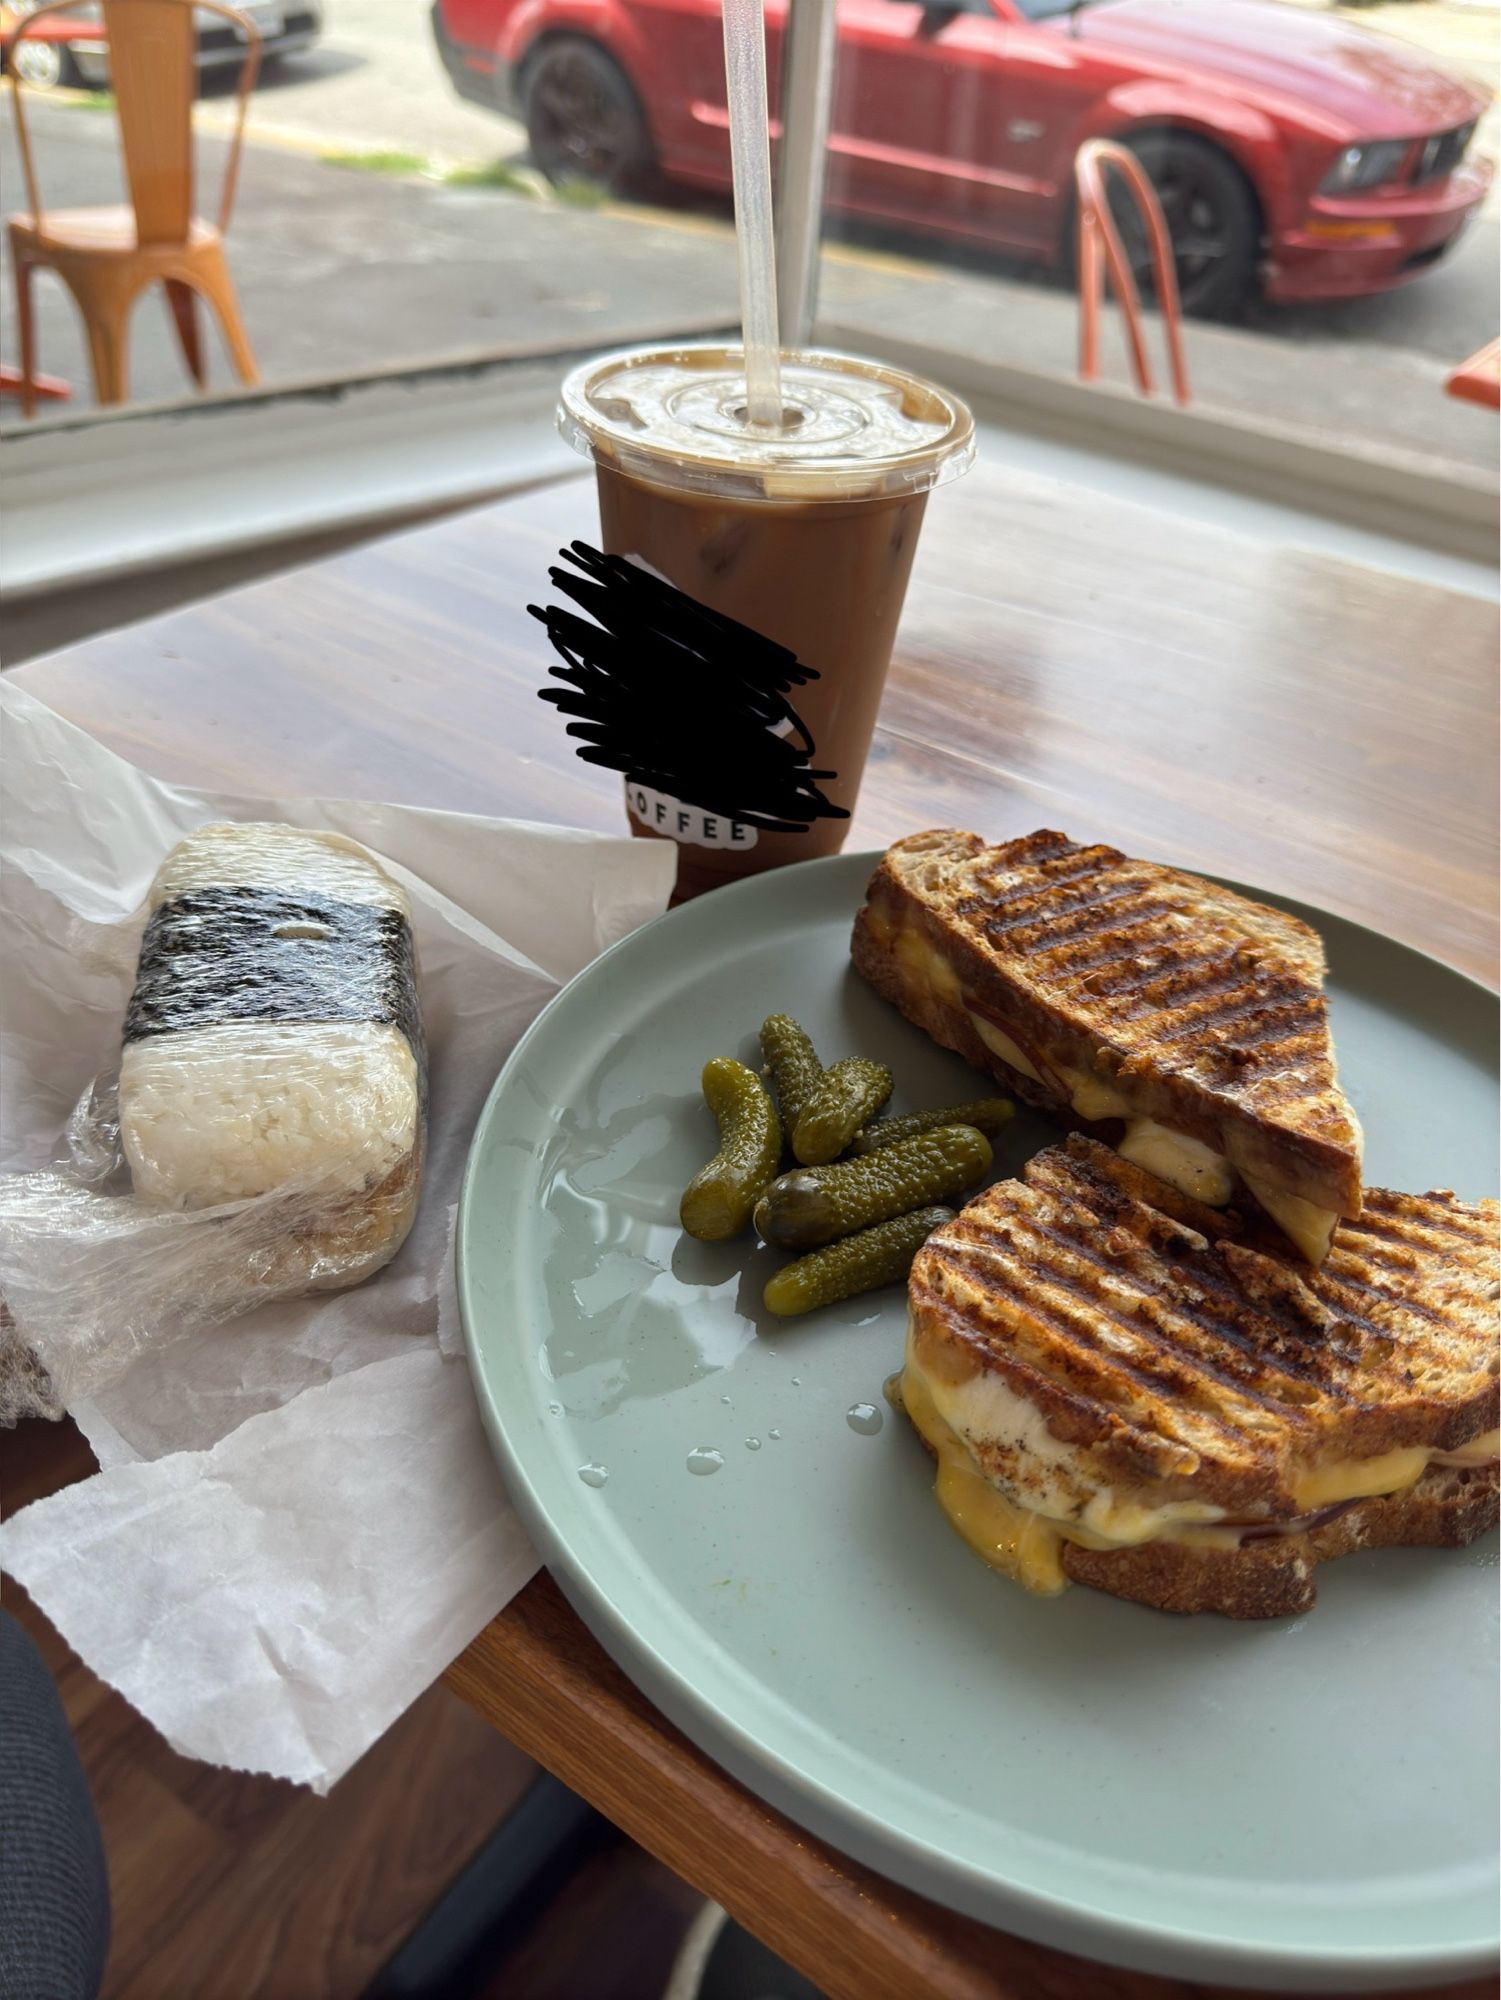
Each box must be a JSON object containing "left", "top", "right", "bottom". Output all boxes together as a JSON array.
[
  {"left": 852, "top": 1096, "right": 1014, "bottom": 1155},
  {"left": 764, "top": 1205, "right": 955, "bottom": 1318},
  {"left": 754, "top": 1123, "right": 993, "bottom": 1252},
  {"left": 680, "top": 1057, "right": 782, "bottom": 1242},
  {"left": 792, "top": 1056, "right": 894, "bottom": 1165},
  {"left": 759, "top": 1014, "right": 824, "bottom": 1151}
]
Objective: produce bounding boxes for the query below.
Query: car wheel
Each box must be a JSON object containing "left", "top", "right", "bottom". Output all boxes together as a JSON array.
[
  {"left": 11, "top": 37, "right": 77, "bottom": 89},
  {"left": 521, "top": 37, "right": 654, "bottom": 196},
  {"left": 1112, "top": 133, "right": 1260, "bottom": 320}
]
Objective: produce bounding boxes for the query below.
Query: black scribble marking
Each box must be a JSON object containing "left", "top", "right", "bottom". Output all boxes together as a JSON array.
[{"left": 529, "top": 541, "right": 849, "bottom": 835}]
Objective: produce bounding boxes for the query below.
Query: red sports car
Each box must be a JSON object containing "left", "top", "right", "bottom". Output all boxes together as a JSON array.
[{"left": 431, "top": 0, "right": 1492, "bottom": 316}]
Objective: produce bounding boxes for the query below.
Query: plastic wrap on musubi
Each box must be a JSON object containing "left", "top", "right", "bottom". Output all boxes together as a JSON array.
[
  {"left": 116, "top": 823, "right": 426, "bottom": 1290},
  {"left": 0, "top": 822, "right": 428, "bottom": 1425}
]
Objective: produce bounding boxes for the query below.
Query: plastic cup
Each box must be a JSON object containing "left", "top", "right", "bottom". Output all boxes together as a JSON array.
[{"left": 549, "top": 342, "right": 974, "bottom": 897}]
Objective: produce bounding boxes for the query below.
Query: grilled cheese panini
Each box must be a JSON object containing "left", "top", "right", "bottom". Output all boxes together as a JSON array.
[
  {"left": 852, "top": 829, "right": 1364, "bottom": 1263},
  {"left": 898, "top": 1138, "right": 1499, "bottom": 1617}
]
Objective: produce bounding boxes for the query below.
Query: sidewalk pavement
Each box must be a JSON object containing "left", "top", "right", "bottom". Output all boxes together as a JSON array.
[{"left": 2, "top": 98, "right": 1495, "bottom": 482}]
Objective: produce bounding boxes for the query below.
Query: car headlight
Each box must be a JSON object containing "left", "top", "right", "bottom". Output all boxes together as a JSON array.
[{"left": 1320, "top": 140, "right": 1410, "bottom": 195}]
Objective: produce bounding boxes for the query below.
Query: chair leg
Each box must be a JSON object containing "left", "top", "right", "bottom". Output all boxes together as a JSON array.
[
  {"left": 80, "top": 299, "right": 130, "bottom": 406},
  {"left": 13, "top": 256, "right": 38, "bottom": 420},
  {"left": 196, "top": 252, "right": 259, "bottom": 387},
  {"left": 163, "top": 277, "right": 205, "bottom": 388}
]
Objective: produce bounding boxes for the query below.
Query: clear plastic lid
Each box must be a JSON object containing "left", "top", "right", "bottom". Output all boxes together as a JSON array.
[{"left": 558, "top": 343, "right": 975, "bottom": 504}]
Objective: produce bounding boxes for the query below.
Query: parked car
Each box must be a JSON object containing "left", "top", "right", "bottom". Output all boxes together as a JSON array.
[
  {"left": 2, "top": 0, "right": 322, "bottom": 90},
  {"left": 430, "top": 0, "right": 1492, "bottom": 315}
]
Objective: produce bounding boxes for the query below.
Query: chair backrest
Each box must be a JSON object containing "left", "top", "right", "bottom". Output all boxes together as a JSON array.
[
  {"left": 102, "top": 0, "right": 197, "bottom": 244},
  {"left": 6, "top": 0, "right": 261, "bottom": 248}
]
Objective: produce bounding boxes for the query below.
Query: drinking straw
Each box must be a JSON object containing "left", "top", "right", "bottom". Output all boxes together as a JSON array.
[{"left": 722, "top": 0, "right": 784, "bottom": 428}]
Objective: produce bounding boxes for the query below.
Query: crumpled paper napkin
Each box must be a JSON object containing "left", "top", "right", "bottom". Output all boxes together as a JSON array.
[{"left": 0, "top": 681, "right": 675, "bottom": 1789}]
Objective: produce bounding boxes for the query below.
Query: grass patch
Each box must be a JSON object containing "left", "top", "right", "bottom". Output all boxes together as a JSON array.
[
  {"left": 552, "top": 176, "right": 607, "bottom": 209},
  {"left": 316, "top": 146, "right": 609, "bottom": 203},
  {"left": 321, "top": 148, "right": 429, "bottom": 177},
  {"left": 442, "top": 158, "right": 536, "bottom": 194},
  {"left": 60, "top": 89, "right": 115, "bottom": 111}
]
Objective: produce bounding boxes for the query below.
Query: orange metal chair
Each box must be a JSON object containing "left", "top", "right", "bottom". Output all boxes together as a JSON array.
[
  {"left": 6, "top": 0, "right": 261, "bottom": 416},
  {"left": 1075, "top": 138, "right": 1190, "bottom": 408}
]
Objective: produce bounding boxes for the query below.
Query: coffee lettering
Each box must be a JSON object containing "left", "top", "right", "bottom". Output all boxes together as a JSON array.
[
  {"left": 530, "top": 543, "right": 846, "bottom": 836},
  {"left": 624, "top": 786, "right": 759, "bottom": 852}
]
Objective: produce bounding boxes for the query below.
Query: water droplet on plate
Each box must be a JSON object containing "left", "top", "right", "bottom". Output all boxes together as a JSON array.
[
  {"left": 687, "top": 1446, "right": 725, "bottom": 1477},
  {"left": 768, "top": 1428, "right": 782, "bottom": 1441},
  {"left": 577, "top": 1463, "right": 609, "bottom": 1488},
  {"left": 846, "top": 1402, "right": 884, "bottom": 1436},
  {"left": 791, "top": 1377, "right": 802, "bottom": 1388},
  {"left": 720, "top": 1394, "right": 732, "bottom": 1405},
  {"left": 547, "top": 1402, "right": 562, "bottom": 1416},
  {"left": 744, "top": 1436, "right": 761, "bottom": 1451}
]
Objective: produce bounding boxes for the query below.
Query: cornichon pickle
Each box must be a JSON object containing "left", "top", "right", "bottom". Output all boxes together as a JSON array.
[
  {"left": 754, "top": 1124, "right": 992, "bottom": 1252},
  {"left": 764, "top": 1205, "right": 955, "bottom": 1317},
  {"left": 760, "top": 1014, "right": 823, "bottom": 1150},
  {"left": 680, "top": 1057, "right": 782, "bottom": 1242},
  {"left": 851, "top": 1096, "right": 1014, "bottom": 1155},
  {"left": 792, "top": 1055, "right": 894, "bottom": 1165}
]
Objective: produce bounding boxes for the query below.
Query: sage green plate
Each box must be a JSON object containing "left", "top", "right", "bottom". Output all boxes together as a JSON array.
[{"left": 458, "top": 851, "right": 1498, "bottom": 1990}]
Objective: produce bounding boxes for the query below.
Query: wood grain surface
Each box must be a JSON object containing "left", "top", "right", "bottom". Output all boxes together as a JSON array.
[
  {"left": 11, "top": 459, "right": 1498, "bottom": 2000},
  {"left": 13, "top": 463, "right": 1497, "bottom": 979},
  {"left": 3, "top": 1416, "right": 539, "bottom": 2000}
]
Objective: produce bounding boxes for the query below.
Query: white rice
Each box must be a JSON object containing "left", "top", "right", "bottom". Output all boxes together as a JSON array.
[
  {"left": 121, "top": 825, "right": 421, "bottom": 1219},
  {"left": 120, "top": 1019, "right": 419, "bottom": 1209},
  {"left": 149, "top": 821, "right": 411, "bottom": 915}
]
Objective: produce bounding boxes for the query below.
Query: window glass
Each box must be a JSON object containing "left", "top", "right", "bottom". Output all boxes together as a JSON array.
[
  {"left": 809, "top": 0, "right": 1499, "bottom": 480},
  {"left": 0, "top": 0, "right": 1493, "bottom": 500},
  {"left": 0, "top": 0, "right": 741, "bottom": 415}
]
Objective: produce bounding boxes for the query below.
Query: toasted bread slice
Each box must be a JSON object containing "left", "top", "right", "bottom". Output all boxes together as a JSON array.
[
  {"left": 898, "top": 1136, "right": 1498, "bottom": 1616},
  {"left": 1059, "top": 1464, "right": 1499, "bottom": 1618},
  {"left": 852, "top": 828, "right": 1363, "bottom": 1261}
]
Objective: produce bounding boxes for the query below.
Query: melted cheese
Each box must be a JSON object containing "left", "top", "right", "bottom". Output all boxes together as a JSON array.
[
  {"left": 1289, "top": 1446, "right": 1430, "bottom": 1512},
  {"left": 1060, "top": 1068, "right": 1133, "bottom": 1124},
  {"left": 899, "top": 1362, "right": 1068, "bottom": 1593},
  {"left": 966, "top": 1011, "right": 1043, "bottom": 1083},
  {"left": 914, "top": 1335, "right": 1226, "bottom": 1541},
  {"left": 1117, "top": 1119, "right": 1235, "bottom": 1207},
  {"left": 896, "top": 928, "right": 960, "bottom": 1002},
  {"left": 1436, "top": 1427, "right": 1501, "bottom": 1465},
  {"left": 899, "top": 1346, "right": 1478, "bottom": 1597},
  {"left": 1241, "top": 1173, "right": 1338, "bottom": 1266}
]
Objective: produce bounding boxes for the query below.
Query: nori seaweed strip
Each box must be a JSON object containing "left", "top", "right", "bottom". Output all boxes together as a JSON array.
[{"left": 124, "top": 886, "right": 421, "bottom": 1052}]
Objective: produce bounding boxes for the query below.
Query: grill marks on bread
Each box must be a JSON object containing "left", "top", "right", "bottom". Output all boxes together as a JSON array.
[
  {"left": 909, "top": 1137, "right": 1499, "bottom": 1520},
  {"left": 951, "top": 830, "right": 1341, "bottom": 1119},
  {"left": 852, "top": 829, "right": 1365, "bottom": 1215}
]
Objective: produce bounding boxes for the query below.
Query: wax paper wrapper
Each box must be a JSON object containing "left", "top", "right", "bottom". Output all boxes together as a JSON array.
[{"left": 0, "top": 681, "right": 676, "bottom": 1789}]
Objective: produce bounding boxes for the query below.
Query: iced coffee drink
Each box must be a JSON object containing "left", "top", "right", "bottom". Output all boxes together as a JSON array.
[{"left": 540, "top": 344, "right": 974, "bottom": 897}]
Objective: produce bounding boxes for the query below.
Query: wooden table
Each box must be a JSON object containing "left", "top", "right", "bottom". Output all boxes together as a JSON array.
[{"left": 12, "top": 461, "right": 1498, "bottom": 2000}]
